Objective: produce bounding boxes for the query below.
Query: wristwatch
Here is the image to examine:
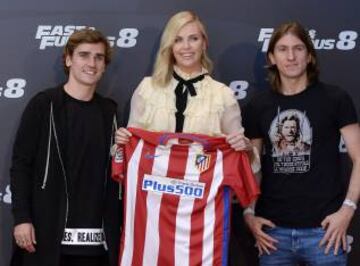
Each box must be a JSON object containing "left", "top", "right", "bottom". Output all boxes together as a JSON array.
[{"left": 343, "top": 198, "right": 357, "bottom": 210}]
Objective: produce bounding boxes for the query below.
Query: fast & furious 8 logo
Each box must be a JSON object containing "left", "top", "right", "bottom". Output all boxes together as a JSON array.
[
  {"left": 0, "top": 79, "right": 26, "bottom": 99},
  {"left": 35, "top": 25, "right": 139, "bottom": 50},
  {"left": 258, "top": 28, "right": 358, "bottom": 52},
  {"left": 0, "top": 185, "right": 12, "bottom": 205}
]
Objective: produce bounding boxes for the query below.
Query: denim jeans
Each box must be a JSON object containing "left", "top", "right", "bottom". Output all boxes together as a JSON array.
[{"left": 259, "top": 227, "right": 347, "bottom": 266}]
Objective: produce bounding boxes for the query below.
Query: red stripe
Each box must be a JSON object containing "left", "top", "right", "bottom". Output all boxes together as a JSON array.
[
  {"left": 157, "top": 146, "right": 189, "bottom": 266},
  {"left": 189, "top": 150, "right": 217, "bottom": 265},
  {"left": 130, "top": 141, "right": 156, "bottom": 266}
]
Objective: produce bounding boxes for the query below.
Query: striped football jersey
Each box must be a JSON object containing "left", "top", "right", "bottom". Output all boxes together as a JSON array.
[{"left": 112, "top": 128, "right": 259, "bottom": 266}]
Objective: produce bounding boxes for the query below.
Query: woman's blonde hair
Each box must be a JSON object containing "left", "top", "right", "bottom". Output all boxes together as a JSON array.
[{"left": 152, "top": 11, "right": 213, "bottom": 88}]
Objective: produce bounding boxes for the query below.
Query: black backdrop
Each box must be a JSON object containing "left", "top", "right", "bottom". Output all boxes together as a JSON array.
[{"left": 1, "top": 1, "right": 359, "bottom": 265}]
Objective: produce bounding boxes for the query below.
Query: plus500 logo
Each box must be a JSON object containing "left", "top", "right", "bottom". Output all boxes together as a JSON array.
[
  {"left": 258, "top": 28, "right": 358, "bottom": 52},
  {"left": 142, "top": 175, "right": 205, "bottom": 199}
]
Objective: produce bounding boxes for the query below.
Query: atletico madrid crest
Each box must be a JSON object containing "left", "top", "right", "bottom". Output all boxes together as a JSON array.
[{"left": 195, "top": 154, "right": 211, "bottom": 173}]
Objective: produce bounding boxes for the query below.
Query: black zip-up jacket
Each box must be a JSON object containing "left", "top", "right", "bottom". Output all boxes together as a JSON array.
[{"left": 10, "top": 86, "right": 121, "bottom": 266}]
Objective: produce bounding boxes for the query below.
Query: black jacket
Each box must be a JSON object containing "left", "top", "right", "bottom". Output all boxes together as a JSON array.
[{"left": 10, "top": 86, "right": 121, "bottom": 266}]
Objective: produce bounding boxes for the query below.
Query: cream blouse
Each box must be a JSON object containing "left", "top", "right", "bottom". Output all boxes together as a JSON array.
[{"left": 127, "top": 70, "right": 244, "bottom": 136}]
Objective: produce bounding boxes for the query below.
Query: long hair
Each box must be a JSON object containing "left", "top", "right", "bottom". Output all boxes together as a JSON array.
[
  {"left": 266, "top": 21, "right": 319, "bottom": 91},
  {"left": 152, "top": 11, "right": 213, "bottom": 88},
  {"left": 63, "top": 28, "right": 112, "bottom": 75},
  {"left": 279, "top": 114, "right": 301, "bottom": 142}
]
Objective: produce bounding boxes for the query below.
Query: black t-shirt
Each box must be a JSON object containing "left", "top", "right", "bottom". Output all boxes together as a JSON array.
[
  {"left": 243, "top": 82, "right": 358, "bottom": 227},
  {"left": 61, "top": 91, "right": 107, "bottom": 255}
]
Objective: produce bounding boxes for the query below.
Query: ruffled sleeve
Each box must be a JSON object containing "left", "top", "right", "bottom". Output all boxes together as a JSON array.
[
  {"left": 219, "top": 85, "right": 243, "bottom": 135},
  {"left": 127, "top": 77, "right": 148, "bottom": 128},
  {"left": 218, "top": 85, "right": 261, "bottom": 173},
  {"left": 182, "top": 77, "right": 242, "bottom": 136},
  {"left": 127, "top": 77, "right": 177, "bottom": 131}
]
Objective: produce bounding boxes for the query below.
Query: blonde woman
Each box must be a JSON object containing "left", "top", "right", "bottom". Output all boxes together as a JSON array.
[
  {"left": 116, "top": 10, "right": 255, "bottom": 156},
  {"left": 114, "top": 11, "right": 260, "bottom": 265}
]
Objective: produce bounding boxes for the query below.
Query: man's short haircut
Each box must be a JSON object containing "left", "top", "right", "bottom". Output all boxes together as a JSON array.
[
  {"left": 63, "top": 28, "right": 112, "bottom": 74},
  {"left": 266, "top": 21, "right": 319, "bottom": 91}
]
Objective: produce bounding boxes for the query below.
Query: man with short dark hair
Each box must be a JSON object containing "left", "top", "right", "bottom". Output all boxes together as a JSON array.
[
  {"left": 10, "top": 28, "right": 121, "bottom": 266},
  {"left": 243, "top": 22, "right": 360, "bottom": 265}
]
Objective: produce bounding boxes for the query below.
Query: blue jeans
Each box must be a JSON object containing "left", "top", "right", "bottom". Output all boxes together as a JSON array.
[{"left": 259, "top": 227, "right": 347, "bottom": 266}]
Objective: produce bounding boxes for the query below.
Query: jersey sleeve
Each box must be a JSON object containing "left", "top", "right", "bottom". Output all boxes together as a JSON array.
[
  {"left": 111, "top": 144, "right": 125, "bottom": 182},
  {"left": 223, "top": 151, "right": 260, "bottom": 207}
]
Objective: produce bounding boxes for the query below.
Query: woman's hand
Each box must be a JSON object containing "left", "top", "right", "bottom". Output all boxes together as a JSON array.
[
  {"left": 226, "top": 131, "right": 252, "bottom": 151},
  {"left": 115, "top": 127, "right": 132, "bottom": 145}
]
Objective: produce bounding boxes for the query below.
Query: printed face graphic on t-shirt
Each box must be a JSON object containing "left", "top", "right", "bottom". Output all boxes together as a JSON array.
[{"left": 268, "top": 108, "right": 312, "bottom": 173}]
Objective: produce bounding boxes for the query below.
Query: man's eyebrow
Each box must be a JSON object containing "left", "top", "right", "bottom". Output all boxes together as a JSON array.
[{"left": 76, "top": 51, "right": 105, "bottom": 57}]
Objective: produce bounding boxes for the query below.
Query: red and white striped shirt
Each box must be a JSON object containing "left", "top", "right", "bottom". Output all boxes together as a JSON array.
[{"left": 112, "top": 128, "right": 259, "bottom": 266}]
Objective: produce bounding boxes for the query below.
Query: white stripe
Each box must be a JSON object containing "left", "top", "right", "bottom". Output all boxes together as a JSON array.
[
  {"left": 202, "top": 150, "right": 223, "bottom": 265},
  {"left": 121, "top": 140, "right": 144, "bottom": 266},
  {"left": 174, "top": 145, "right": 201, "bottom": 266},
  {"left": 142, "top": 146, "right": 171, "bottom": 266}
]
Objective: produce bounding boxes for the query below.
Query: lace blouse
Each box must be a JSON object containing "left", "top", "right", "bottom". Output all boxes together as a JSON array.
[{"left": 127, "top": 69, "right": 243, "bottom": 136}]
